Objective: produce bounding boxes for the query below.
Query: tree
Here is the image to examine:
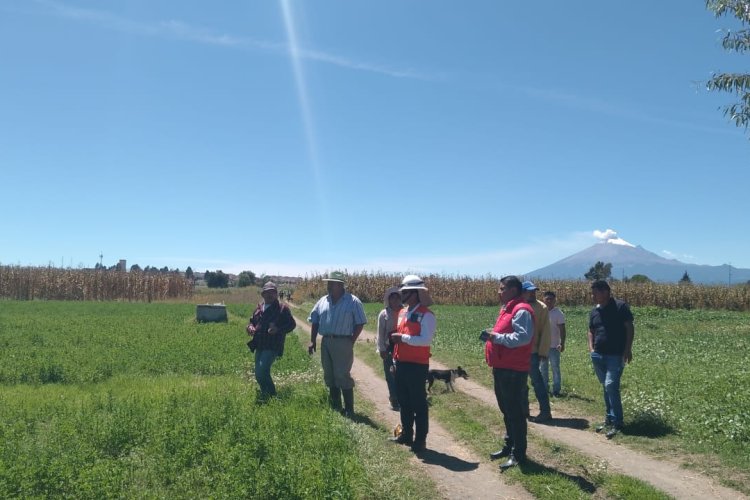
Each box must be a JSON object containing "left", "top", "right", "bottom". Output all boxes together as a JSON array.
[
  {"left": 584, "top": 261, "right": 613, "bottom": 280},
  {"left": 679, "top": 271, "right": 692, "bottom": 284},
  {"left": 237, "top": 270, "right": 256, "bottom": 288},
  {"left": 185, "top": 266, "right": 194, "bottom": 281},
  {"left": 706, "top": 1, "right": 750, "bottom": 133},
  {"left": 130, "top": 264, "right": 142, "bottom": 272},
  {"left": 627, "top": 274, "right": 652, "bottom": 284},
  {"left": 205, "top": 270, "right": 229, "bottom": 288}
]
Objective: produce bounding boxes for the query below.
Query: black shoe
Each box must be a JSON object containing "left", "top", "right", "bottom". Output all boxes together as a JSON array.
[
  {"left": 499, "top": 455, "right": 523, "bottom": 470},
  {"left": 606, "top": 426, "right": 622, "bottom": 439},
  {"left": 341, "top": 409, "right": 354, "bottom": 419},
  {"left": 531, "top": 412, "right": 552, "bottom": 423},
  {"left": 410, "top": 441, "right": 426, "bottom": 453},
  {"left": 490, "top": 448, "right": 512, "bottom": 460},
  {"left": 390, "top": 434, "right": 413, "bottom": 446}
]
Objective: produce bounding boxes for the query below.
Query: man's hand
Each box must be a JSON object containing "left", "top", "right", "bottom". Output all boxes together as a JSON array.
[
  {"left": 308, "top": 341, "right": 316, "bottom": 355},
  {"left": 246, "top": 324, "right": 256, "bottom": 336},
  {"left": 390, "top": 333, "right": 403, "bottom": 344},
  {"left": 559, "top": 343, "right": 565, "bottom": 353},
  {"left": 379, "top": 351, "right": 388, "bottom": 360},
  {"left": 624, "top": 349, "right": 633, "bottom": 364},
  {"left": 268, "top": 322, "right": 277, "bottom": 335}
]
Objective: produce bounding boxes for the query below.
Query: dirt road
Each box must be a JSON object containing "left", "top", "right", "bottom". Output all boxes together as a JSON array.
[
  {"left": 295, "top": 317, "right": 531, "bottom": 499},
  {"left": 294, "top": 314, "right": 745, "bottom": 499}
]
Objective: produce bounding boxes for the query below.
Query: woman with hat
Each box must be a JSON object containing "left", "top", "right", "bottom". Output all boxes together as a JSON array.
[
  {"left": 376, "top": 286, "right": 403, "bottom": 410},
  {"left": 390, "top": 275, "right": 435, "bottom": 453},
  {"left": 246, "top": 281, "right": 297, "bottom": 399}
]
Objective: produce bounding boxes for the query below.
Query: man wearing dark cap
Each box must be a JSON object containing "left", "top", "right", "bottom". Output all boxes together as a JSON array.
[
  {"left": 588, "top": 280, "right": 635, "bottom": 438},
  {"left": 246, "top": 282, "right": 297, "bottom": 399}
]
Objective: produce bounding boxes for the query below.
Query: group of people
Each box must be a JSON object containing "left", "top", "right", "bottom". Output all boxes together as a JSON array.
[{"left": 245, "top": 272, "right": 635, "bottom": 471}]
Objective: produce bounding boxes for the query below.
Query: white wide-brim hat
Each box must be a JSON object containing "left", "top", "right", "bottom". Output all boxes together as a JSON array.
[{"left": 399, "top": 275, "right": 433, "bottom": 307}]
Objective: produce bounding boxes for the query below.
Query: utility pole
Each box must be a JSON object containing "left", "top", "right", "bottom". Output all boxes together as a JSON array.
[
  {"left": 99, "top": 252, "right": 103, "bottom": 268},
  {"left": 728, "top": 263, "right": 732, "bottom": 286}
]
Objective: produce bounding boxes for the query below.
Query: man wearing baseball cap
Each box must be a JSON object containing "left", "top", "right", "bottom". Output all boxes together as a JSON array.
[
  {"left": 522, "top": 280, "right": 552, "bottom": 423},
  {"left": 308, "top": 271, "right": 367, "bottom": 418},
  {"left": 246, "top": 281, "right": 297, "bottom": 400}
]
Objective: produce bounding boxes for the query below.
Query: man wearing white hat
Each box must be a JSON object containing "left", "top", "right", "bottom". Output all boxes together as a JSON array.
[
  {"left": 308, "top": 271, "right": 367, "bottom": 418},
  {"left": 390, "top": 275, "right": 435, "bottom": 453}
]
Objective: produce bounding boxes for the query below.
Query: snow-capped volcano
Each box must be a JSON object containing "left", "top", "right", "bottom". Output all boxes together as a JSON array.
[{"left": 526, "top": 231, "right": 749, "bottom": 284}]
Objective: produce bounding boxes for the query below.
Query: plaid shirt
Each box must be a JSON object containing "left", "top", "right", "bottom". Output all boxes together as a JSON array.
[{"left": 248, "top": 301, "right": 296, "bottom": 356}]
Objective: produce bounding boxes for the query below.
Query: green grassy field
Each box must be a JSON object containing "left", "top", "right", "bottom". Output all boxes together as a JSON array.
[
  {"left": 356, "top": 302, "right": 750, "bottom": 492},
  {"left": 4, "top": 299, "right": 749, "bottom": 497},
  {"left": 0, "top": 301, "right": 438, "bottom": 499}
]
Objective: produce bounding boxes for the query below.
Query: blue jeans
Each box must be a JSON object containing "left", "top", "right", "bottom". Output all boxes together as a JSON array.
[
  {"left": 591, "top": 352, "right": 625, "bottom": 427},
  {"left": 529, "top": 353, "right": 551, "bottom": 414},
  {"left": 540, "top": 348, "right": 561, "bottom": 395},
  {"left": 255, "top": 349, "right": 279, "bottom": 397}
]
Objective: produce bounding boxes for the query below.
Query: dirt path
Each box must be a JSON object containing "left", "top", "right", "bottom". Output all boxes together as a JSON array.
[
  {"left": 347, "top": 326, "right": 745, "bottom": 500},
  {"left": 294, "top": 317, "right": 532, "bottom": 500},
  {"left": 291, "top": 307, "right": 745, "bottom": 500}
]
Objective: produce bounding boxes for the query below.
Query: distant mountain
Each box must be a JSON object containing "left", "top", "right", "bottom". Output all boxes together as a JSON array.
[{"left": 526, "top": 239, "right": 750, "bottom": 284}]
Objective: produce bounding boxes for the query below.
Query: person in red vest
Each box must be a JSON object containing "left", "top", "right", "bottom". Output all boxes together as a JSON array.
[
  {"left": 389, "top": 275, "right": 435, "bottom": 453},
  {"left": 482, "top": 275, "right": 535, "bottom": 470}
]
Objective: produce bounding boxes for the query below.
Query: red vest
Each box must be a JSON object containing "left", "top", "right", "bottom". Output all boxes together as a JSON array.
[
  {"left": 485, "top": 298, "right": 535, "bottom": 372},
  {"left": 393, "top": 304, "right": 432, "bottom": 365}
]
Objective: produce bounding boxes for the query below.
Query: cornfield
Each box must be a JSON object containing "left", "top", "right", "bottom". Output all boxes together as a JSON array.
[
  {"left": 0, "top": 266, "right": 193, "bottom": 302},
  {"left": 292, "top": 272, "right": 750, "bottom": 311}
]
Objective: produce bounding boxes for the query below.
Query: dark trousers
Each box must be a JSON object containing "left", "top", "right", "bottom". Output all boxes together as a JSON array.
[
  {"left": 493, "top": 368, "right": 528, "bottom": 459},
  {"left": 395, "top": 361, "right": 429, "bottom": 442}
]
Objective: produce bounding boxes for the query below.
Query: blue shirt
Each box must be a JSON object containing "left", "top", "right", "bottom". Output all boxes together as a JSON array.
[{"left": 309, "top": 292, "right": 367, "bottom": 336}]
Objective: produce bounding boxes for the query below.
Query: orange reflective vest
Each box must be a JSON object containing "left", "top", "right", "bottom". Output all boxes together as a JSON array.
[{"left": 394, "top": 304, "right": 432, "bottom": 365}]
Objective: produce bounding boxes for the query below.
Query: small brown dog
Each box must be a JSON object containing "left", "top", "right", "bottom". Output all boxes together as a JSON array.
[{"left": 427, "top": 366, "right": 469, "bottom": 392}]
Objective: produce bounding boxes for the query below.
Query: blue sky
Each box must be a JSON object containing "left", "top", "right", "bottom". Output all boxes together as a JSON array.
[{"left": 1, "top": 0, "right": 748, "bottom": 277}]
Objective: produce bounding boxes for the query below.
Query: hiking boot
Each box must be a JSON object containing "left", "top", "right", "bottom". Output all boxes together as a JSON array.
[
  {"left": 390, "top": 434, "right": 413, "bottom": 446},
  {"left": 531, "top": 412, "right": 552, "bottom": 423},
  {"left": 410, "top": 440, "right": 426, "bottom": 453},
  {"left": 499, "top": 455, "right": 524, "bottom": 471},
  {"left": 490, "top": 447, "right": 512, "bottom": 460},
  {"left": 606, "top": 426, "right": 622, "bottom": 439}
]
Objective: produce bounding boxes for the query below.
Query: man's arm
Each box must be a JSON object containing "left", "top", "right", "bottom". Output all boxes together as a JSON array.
[
  {"left": 376, "top": 311, "right": 388, "bottom": 357},
  {"left": 352, "top": 323, "right": 365, "bottom": 343},
  {"left": 587, "top": 329, "right": 594, "bottom": 353},
  {"left": 623, "top": 321, "right": 634, "bottom": 363},
  {"left": 491, "top": 309, "right": 533, "bottom": 348},
  {"left": 309, "top": 323, "right": 319, "bottom": 354},
  {"left": 397, "top": 312, "right": 435, "bottom": 346},
  {"left": 537, "top": 306, "right": 551, "bottom": 358}
]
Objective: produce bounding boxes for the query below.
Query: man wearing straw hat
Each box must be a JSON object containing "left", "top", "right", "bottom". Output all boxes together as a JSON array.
[
  {"left": 390, "top": 275, "right": 435, "bottom": 453},
  {"left": 308, "top": 271, "right": 367, "bottom": 418}
]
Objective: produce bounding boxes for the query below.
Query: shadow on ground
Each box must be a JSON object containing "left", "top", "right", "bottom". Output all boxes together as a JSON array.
[
  {"left": 416, "top": 449, "right": 480, "bottom": 472},
  {"left": 518, "top": 458, "right": 597, "bottom": 494},
  {"left": 539, "top": 417, "right": 590, "bottom": 430},
  {"left": 623, "top": 412, "right": 676, "bottom": 438}
]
